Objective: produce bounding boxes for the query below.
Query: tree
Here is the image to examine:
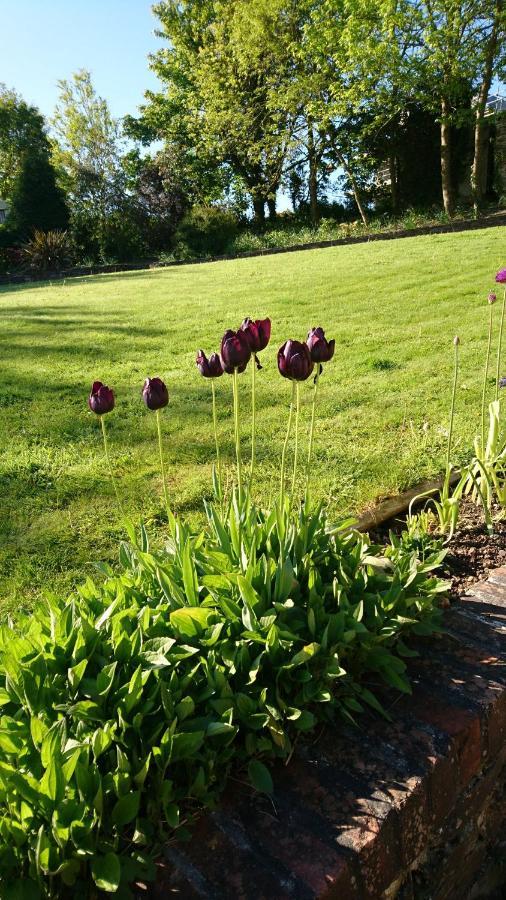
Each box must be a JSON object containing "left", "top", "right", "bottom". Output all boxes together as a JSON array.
[
  {"left": 51, "top": 71, "right": 131, "bottom": 259},
  {"left": 0, "top": 85, "right": 50, "bottom": 201},
  {"left": 470, "top": 0, "right": 505, "bottom": 212},
  {"left": 8, "top": 148, "right": 68, "bottom": 237},
  {"left": 137, "top": 0, "right": 297, "bottom": 222}
]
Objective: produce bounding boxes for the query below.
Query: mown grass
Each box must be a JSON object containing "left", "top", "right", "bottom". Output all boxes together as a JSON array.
[{"left": 0, "top": 226, "right": 504, "bottom": 612}]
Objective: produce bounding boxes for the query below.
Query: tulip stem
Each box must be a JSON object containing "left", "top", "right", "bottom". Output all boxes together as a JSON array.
[
  {"left": 305, "top": 367, "right": 320, "bottom": 505},
  {"left": 232, "top": 368, "right": 243, "bottom": 501},
  {"left": 495, "top": 286, "right": 506, "bottom": 401},
  {"left": 156, "top": 409, "right": 171, "bottom": 524},
  {"left": 447, "top": 341, "right": 459, "bottom": 472},
  {"left": 211, "top": 380, "right": 223, "bottom": 505},
  {"left": 291, "top": 382, "right": 300, "bottom": 501},
  {"left": 280, "top": 380, "right": 296, "bottom": 509},
  {"left": 100, "top": 415, "right": 125, "bottom": 519},
  {"left": 250, "top": 360, "right": 256, "bottom": 486},
  {"left": 482, "top": 304, "right": 494, "bottom": 451}
]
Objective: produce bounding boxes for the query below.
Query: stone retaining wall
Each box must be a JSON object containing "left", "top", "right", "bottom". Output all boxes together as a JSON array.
[{"left": 2, "top": 212, "right": 506, "bottom": 287}]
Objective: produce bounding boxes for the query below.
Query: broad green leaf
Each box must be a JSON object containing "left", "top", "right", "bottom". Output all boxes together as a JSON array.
[
  {"left": 248, "top": 760, "right": 273, "bottom": 794},
  {"left": 91, "top": 852, "right": 121, "bottom": 893}
]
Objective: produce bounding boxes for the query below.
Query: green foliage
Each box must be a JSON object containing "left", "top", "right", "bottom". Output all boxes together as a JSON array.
[
  {"left": 0, "top": 497, "right": 445, "bottom": 896},
  {"left": 174, "top": 205, "right": 239, "bottom": 257},
  {"left": 22, "top": 230, "right": 73, "bottom": 273},
  {"left": 0, "top": 85, "right": 50, "bottom": 202},
  {"left": 8, "top": 149, "right": 68, "bottom": 239}
]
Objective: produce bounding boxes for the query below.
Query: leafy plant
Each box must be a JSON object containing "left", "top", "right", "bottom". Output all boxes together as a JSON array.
[
  {"left": 22, "top": 229, "right": 72, "bottom": 272},
  {"left": 0, "top": 500, "right": 445, "bottom": 897}
]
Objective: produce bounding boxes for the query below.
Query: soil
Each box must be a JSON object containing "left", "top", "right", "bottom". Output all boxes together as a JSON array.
[{"left": 371, "top": 495, "right": 506, "bottom": 601}]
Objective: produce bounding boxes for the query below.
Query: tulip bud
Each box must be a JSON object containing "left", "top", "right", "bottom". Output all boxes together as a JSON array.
[
  {"left": 196, "top": 350, "right": 224, "bottom": 378},
  {"left": 306, "top": 327, "right": 335, "bottom": 363},
  {"left": 88, "top": 381, "right": 115, "bottom": 415},
  {"left": 488, "top": 292, "right": 497, "bottom": 304},
  {"left": 453, "top": 335, "right": 460, "bottom": 346},
  {"left": 240, "top": 318, "right": 271, "bottom": 353},
  {"left": 142, "top": 377, "right": 169, "bottom": 410},
  {"left": 495, "top": 268, "right": 506, "bottom": 284},
  {"left": 277, "top": 340, "right": 314, "bottom": 381},
  {"left": 220, "top": 329, "right": 251, "bottom": 374}
]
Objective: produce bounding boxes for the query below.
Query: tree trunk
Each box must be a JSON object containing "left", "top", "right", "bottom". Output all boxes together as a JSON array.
[
  {"left": 267, "top": 196, "right": 277, "bottom": 220},
  {"left": 440, "top": 98, "right": 454, "bottom": 217},
  {"left": 471, "top": 2, "right": 501, "bottom": 215},
  {"left": 389, "top": 155, "right": 400, "bottom": 215},
  {"left": 307, "top": 123, "right": 319, "bottom": 225},
  {"left": 252, "top": 196, "right": 265, "bottom": 225},
  {"left": 337, "top": 152, "right": 369, "bottom": 226}
]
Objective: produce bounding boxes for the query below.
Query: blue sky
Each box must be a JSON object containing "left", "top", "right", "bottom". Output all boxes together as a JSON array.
[{"left": 2, "top": 0, "right": 162, "bottom": 119}]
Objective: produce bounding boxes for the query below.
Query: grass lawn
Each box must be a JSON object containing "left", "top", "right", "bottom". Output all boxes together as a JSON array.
[{"left": 1, "top": 226, "right": 505, "bottom": 613}]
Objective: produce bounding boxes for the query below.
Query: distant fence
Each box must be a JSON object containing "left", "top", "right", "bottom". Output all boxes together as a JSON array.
[{"left": 2, "top": 211, "right": 506, "bottom": 287}]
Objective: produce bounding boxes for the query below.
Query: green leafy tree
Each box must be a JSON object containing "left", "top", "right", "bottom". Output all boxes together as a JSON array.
[
  {"left": 0, "top": 85, "right": 50, "bottom": 201},
  {"left": 8, "top": 148, "right": 68, "bottom": 238},
  {"left": 51, "top": 71, "right": 131, "bottom": 258}
]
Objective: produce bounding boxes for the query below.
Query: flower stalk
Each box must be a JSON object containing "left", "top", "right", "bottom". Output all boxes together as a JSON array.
[
  {"left": 232, "top": 367, "right": 243, "bottom": 500},
  {"left": 250, "top": 360, "right": 256, "bottom": 484},
  {"left": 447, "top": 337, "right": 459, "bottom": 471},
  {"left": 155, "top": 408, "right": 171, "bottom": 523},
  {"left": 482, "top": 303, "right": 494, "bottom": 450},
  {"left": 291, "top": 382, "right": 300, "bottom": 499},
  {"left": 496, "top": 286, "right": 506, "bottom": 400},
  {"left": 305, "top": 367, "right": 320, "bottom": 503},
  {"left": 211, "top": 379, "right": 223, "bottom": 503},
  {"left": 100, "top": 415, "right": 125, "bottom": 519},
  {"left": 280, "top": 380, "right": 296, "bottom": 509}
]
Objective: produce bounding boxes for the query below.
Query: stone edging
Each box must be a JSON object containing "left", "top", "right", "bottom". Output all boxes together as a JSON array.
[{"left": 2, "top": 212, "right": 506, "bottom": 287}]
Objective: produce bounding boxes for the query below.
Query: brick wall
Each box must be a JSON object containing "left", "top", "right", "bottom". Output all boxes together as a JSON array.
[{"left": 147, "top": 570, "right": 506, "bottom": 899}]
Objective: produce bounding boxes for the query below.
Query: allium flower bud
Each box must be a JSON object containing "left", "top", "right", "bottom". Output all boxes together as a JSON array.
[
  {"left": 196, "top": 350, "right": 224, "bottom": 378},
  {"left": 220, "top": 329, "right": 251, "bottom": 374},
  {"left": 277, "top": 340, "right": 314, "bottom": 381},
  {"left": 306, "top": 327, "right": 335, "bottom": 363},
  {"left": 499, "top": 377, "right": 506, "bottom": 389},
  {"left": 142, "top": 377, "right": 169, "bottom": 410},
  {"left": 496, "top": 269, "right": 506, "bottom": 284},
  {"left": 488, "top": 292, "right": 497, "bottom": 304},
  {"left": 240, "top": 318, "right": 271, "bottom": 353},
  {"left": 88, "top": 381, "right": 115, "bottom": 415},
  {"left": 453, "top": 335, "right": 460, "bottom": 346}
]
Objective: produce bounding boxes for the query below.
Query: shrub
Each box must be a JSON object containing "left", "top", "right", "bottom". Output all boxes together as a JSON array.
[
  {"left": 173, "top": 205, "right": 239, "bottom": 258},
  {"left": 22, "top": 230, "right": 73, "bottom": 273}
]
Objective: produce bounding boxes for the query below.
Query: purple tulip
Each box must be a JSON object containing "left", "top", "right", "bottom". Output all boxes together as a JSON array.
[
  {"left": 142, "top": 377, "right": 169, "bottom": 410},
  {"left": 495, "top": 269, "right": 506, "bottom": 284},
  {"left": 488, "top": 292, "right": 497, "bottom": 304},
  {"left": 220, "top": 329, "right": 251, "bottom": 374},
  {"left": 196, "top": 350, "right": 224, "bottom": 378},
  {"left": 88, "top": 381, "right": 115, "bottom": 415},
  {"left": 277, "top": 340, "right": 314, "bottom": 381},
  {"left": 240, "top": 318, "right": 271, "bottom": 353},
  {"left": 306, "top": 327, "right": 335, "bottom": 363}
]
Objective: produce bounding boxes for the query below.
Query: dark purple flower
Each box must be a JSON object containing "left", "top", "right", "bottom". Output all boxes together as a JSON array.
[
  {"left": 142, "top": 377, "right": 169, "bottom": 410},
  {"left": 306, "top": 327, "right": 335, "bottom": 363},
  {"left": 488, "top": 292, "right": 497, "bottom": 304},
  {"left": 220, "top": 329, "right": 251, "bottom": 374},
  {"left": 196, "top": 350, "right": 223, "bottom": 378},
  {"left": 88, "top": 381, "right": 115, "bottom": 415},
  {"left": 240, "top": 318, "right": 271, "bottom": 353},
  {"left": 499, "top": 377, "right": 506, "bottom": 389},
  {"left": 495, "top": 268, "right": 506, "bottom": 284},
  {"left": 277, "top": 340, "right": 314, "bottom": 381}
]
